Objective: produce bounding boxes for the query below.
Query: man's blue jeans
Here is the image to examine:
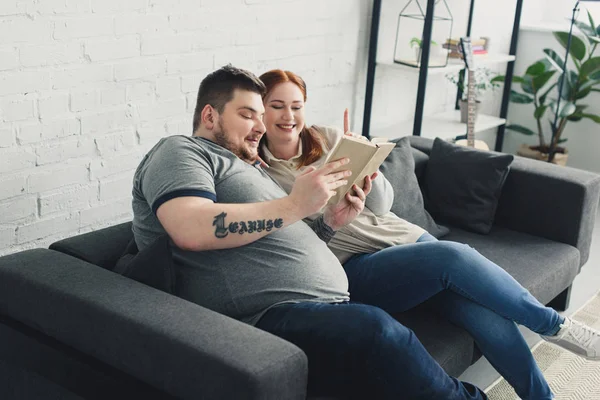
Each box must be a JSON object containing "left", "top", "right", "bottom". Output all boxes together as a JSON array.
[
  {"left": 257, "top": 234, "right": 559, "bottom": 399},
  {"left": 257, "top": 301, "right": 486, "bottom": 400}
]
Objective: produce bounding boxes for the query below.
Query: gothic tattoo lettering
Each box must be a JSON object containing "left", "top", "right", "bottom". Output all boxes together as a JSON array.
[{"left": 213, "top": 212, "right": 284, "bottom": 238}]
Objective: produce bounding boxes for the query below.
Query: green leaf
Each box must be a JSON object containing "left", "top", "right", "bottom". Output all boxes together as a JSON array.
[
  {"left": 588, "top": 11, "right": 596, "bottom": 36},
  {"left": 578, "top": 79, "right": 598, "bottom": 92},
  {"left": 559, "top": 102, "right": 577, "bottom": 118},
  {"left": 566, "top": 105, "right": 589, "bottom": 121},
  {"left": 526, "top": 61, "right": 547, "bottom": 76},
  {"left": 510, "top": 90, "right": 534, "bottom": 104},
  {"left": 540, "top": 82, "right": 557, "bottom": 104},
  {"left": 557, "top": 138, "right": 568, "bottom": 144},
  {"left": 491, "top": 75, "right": 524, "bottom": 84},
  {"left": 532, "top": 70, "right": 556, "bottom": 91},
  {"left": 580, "top": 57, "right": 600, "bottom": 77},
  {"left": 580, "top": 113, "right": 600, "bottom": 123},
  {"left": 539, "top": 58, "right": 555, "bottom": 72},
  {"left": 544, "top": 49, "right": 565, "bottom": 72},
  {"left": 576, "top": 86, "right": 592, "bottom": 99},
  {"left": 575, "top": 20, "right": 596, "bottom": 36},
  {"left": 588, "top": 35, "right": 600, "bottom": 44},
  {"left": 568, "top": 113, "right": 583, "bottom": 122},
  {"left": 521, "top": 75, "right": 535, "bottom": 94},
  {"left": 534, "top": 105, "right": 549, "bottom": 119},
  {"left": 596, "top": 23, "right": 600, "bottom": 36},
  {"left": 554, "top": 32, "right": 587, "bottom": 61},
  {"left": 506, "top": 124, "right": 536, "bottom": 136},
  {"left": 590, "top": 70, "right": 600, "bottom": 81},
  {"left": 558, "top": 72, "right": 572, "bottom": 100}
]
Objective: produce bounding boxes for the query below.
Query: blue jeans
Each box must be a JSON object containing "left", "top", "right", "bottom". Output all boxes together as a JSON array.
[
  {"left": 257, "top": 301, "right": 486, "bottom": 399},
  {"left": 257, "top": 234, "right": 560, "bottom": 399},
  {"left": 341, "top": 233, "right": 558, "bottom": 400}
]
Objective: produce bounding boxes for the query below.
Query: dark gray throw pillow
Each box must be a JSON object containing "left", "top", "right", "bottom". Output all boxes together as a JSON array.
[
  {"left": 380, "top": 137, "right": 449, "bottom": 238},
  {"left": 114, "top": 235, "right": 176, "bottom": 294},
  {"left": 424, "top": 138, "right": 514, "bottom": 234}
]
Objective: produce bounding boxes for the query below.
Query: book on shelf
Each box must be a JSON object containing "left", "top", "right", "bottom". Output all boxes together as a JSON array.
[
  {"left": 444, "top": 37, "right": 489, "bottom": 59},
  {"left": 445, "top": 37, "right": 488, "bottom": 47},
  {"left": 324, "top": 135, "right": 395, "bottom": 205},
  {"left": 448, "top": 50, "right": 488, "bottom": 59}
]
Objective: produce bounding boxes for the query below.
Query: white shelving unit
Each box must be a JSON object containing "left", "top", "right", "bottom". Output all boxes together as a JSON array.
[
  {"left": 377, "top": 53, "right": 516, "bottom": 75},
  {"left": 370, "top": 111, "right": 507, "bottom": 140}
]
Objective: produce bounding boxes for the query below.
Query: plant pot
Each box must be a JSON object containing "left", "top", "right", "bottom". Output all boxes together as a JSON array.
[
  {"left": 516, "top": 143, "right": 568, "bottom": 166},
  {"left": 459, "top": 100, "right": 480, "bottom": 123},
  {"left": 414, "top": 48, "right": 421, "bottom": 64}
]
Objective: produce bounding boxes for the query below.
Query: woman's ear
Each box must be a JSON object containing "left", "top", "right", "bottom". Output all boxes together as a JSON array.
[{"left": 201, "top": 104, "right": 215, "bottom": 130}]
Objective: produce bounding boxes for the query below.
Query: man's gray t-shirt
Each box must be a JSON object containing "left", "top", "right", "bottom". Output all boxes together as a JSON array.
[{"left": 132, "top": 135, "right": 350, "bottom": 325}]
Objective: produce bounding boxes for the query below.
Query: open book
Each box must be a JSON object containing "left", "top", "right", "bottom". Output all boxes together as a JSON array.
[{"left": 324, "top": 135, "right": 395, "bottom": 205}]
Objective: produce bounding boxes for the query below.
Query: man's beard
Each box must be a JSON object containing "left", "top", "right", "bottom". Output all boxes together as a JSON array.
[{"left": 213, "top": 119, "right": 256, "bottom": 163}]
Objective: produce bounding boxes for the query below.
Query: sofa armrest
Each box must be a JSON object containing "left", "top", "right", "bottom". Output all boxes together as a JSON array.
[
  {"left": 495, "top": 156, "right": 600, "bottom": 266},
  {"left": 49, "top": 222, "right": 133, "bottom": 270},
  {"left": 0, "top": 249, "right": 308, "bottom": 400}
]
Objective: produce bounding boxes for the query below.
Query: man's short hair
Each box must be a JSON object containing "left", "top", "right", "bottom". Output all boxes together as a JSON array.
[{"left": 192, "top": 65, "right": 266, "bottom": 133}]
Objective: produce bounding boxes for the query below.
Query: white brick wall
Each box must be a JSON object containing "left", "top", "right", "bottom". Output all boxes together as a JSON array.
[
  {"left": 0, "top": 0, "right": 513, "bottom": 255},
  {"left": 0, "top": 0, "right": 373, "bottom": 255}
]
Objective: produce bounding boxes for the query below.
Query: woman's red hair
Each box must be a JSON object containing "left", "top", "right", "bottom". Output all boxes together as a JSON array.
[{"left": 259, "top": 69, "right": 325, "bottom": 168}]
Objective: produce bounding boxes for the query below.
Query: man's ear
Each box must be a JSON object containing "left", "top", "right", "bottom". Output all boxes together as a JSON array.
[{"left": 201, "top": 104, "right": 216, "bottom": 130}]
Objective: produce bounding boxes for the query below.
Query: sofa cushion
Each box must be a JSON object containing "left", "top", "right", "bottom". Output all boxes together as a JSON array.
[
  {"left": 49, "top": 222, "right": 133, "bottom": 270},
  {"left": 443, "top": 226, "right": 580, "bottom": 305},
  {"left": 393, "top": 295, "right": 476, "bottom": 377},
  {"left": 114, "top": 235, "right": 176, "bottom": 294},
  {"left": 382, "top": 137, "right": 449, "bottom": 238},
  {"left": 424, "top": 138, "right": 514, "bottom": 234}
]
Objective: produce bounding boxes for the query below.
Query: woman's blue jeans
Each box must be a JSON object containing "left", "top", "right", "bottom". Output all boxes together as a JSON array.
[{"left": 343, "top": 233, "right": 558, "bottom": 400}]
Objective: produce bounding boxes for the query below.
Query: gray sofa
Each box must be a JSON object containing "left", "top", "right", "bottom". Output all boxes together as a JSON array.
[{"left": 1, "top": 136, "right": 599, "bottom": 400}]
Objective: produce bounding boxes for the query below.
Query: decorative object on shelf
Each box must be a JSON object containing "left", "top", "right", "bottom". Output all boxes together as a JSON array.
[
  {"left": 393, "top": 0, "right": 453, "bottom": 68},
  {"left": 453, "top": 38, "right": 489, "bottom": 150},
  {"left": 492, "top": 1, "right": 600, "bottom": 166},
  {"left": 446, "top": 67, "right": 500, "bottom": 123},
  {"left": 409, "top": 37, "right": 439, "bottom": 64},
  {"left": 443, "top": 37, "right": 489, "bottom": 59}
]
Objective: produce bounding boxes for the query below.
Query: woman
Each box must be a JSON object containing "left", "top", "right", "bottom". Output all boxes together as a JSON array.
[{"left": 258, "top": 69, "right": 600, "bottom": 400}]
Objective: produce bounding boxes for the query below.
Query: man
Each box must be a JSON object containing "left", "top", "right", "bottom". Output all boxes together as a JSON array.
[{"left": 131, "top": 65, "right": 487, "bottom": 399}]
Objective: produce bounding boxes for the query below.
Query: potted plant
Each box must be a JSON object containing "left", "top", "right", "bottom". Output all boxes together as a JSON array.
[
  {"left": 410, "top": 37, "right": 439, "bottom": 65},
  {"left": 492, "top": 10, "right": 600, "bottom": 165},
  {"left": 446, "top": 68, "right": 501, "bottom": 123}
]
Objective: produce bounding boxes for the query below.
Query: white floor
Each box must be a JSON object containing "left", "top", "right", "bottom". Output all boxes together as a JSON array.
[{"left": 458, "top": 206, "right": 600, "bottom": 390}]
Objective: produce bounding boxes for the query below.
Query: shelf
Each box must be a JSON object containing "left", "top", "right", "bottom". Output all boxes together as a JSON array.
[
  {"left": 521, "top": 23, "right": 570, "bottom": 33},
  {"left": 377, "top": 53, "right": 516, "bottom": 75},
  {"left": 370, "top": 110, "right": 506, "bottom": 139}
]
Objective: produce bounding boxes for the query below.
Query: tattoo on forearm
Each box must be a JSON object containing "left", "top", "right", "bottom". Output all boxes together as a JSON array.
[{"left": 212, "top": 212, "right": 284, "bottom": 238}]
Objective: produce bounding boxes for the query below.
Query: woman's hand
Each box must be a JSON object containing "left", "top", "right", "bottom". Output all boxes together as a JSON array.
[{"left": 343, "top": 108, "right": 368, "bottom": 140}]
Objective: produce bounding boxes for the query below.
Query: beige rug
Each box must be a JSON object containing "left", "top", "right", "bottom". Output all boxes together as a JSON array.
[{"left": 485, "top": 291, "right": 600, "bottom": 400}]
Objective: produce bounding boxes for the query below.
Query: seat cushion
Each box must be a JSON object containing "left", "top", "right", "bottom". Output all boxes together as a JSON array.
[
  {"left": 393, "top": 297, "right": 476, "bottom": 378},
  {"left": 443, "top": 226, "right": 580, "bottom": 305}
]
